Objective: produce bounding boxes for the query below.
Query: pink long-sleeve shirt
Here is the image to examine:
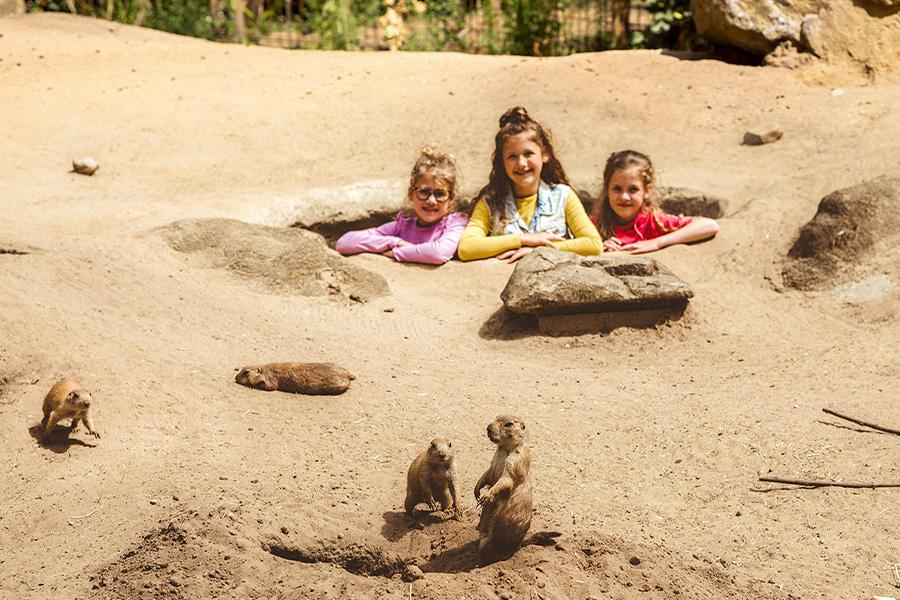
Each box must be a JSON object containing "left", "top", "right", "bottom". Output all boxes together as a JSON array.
[{"left": 335, "top": 212, "right": 469, "bottom": 265}]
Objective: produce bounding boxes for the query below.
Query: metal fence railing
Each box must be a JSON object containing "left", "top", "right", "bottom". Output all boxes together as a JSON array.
[{"left": 26, "top": 0, "right": 668, "bottom": 56}]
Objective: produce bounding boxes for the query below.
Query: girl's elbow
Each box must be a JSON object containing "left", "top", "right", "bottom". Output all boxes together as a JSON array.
[
  {"left": 703, "top": 218, "right": 720, "bottom": 237},
  {"left": 457, "top": 243, "right": 476, "bottom": 262}
]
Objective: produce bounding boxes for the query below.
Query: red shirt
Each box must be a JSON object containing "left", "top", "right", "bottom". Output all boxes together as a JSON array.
[{"left": 592, "top": 209, "right": 692, "bottom": 245}]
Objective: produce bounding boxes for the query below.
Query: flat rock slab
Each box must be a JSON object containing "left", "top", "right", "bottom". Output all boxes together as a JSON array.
[
  {"left": 501, "top": 248, "right": 694, "bottom": 316},
  {"left": 158, "top": 218, "right": 389, "bottom": 302},
  {"left": 538, "top": 306, "right": 687, "bottom": 336}
]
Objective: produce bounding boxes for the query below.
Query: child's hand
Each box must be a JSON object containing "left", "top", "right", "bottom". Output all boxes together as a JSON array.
[
  {"left": 497, "top": 247, "right": 534, "bottom": 263},
  {"left": 520, "top": 232, "right": 563, "bottom": 247},
  {"left": 603, "top": 237, "right": 623, "bottom": 252},
  {"left": 621, "top": 239, "right": 662, "bottom": 254},
  {"left": 395, "top": 240, "right": 411, "bottom": 247}
]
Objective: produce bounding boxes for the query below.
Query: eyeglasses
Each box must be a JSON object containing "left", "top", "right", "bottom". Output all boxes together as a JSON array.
[{"left": 414, "top": 187, "right": 450, "bottom": 203}]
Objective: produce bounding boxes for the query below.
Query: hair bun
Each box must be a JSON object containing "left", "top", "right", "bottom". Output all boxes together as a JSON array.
[{"left": 499, "top": 106, "right": 530, "bottom": 128}]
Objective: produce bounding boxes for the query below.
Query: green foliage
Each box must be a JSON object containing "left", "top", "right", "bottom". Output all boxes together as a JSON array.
[
  {"left": 632, "top": 0, "right": 692, "bottom": 49},
  {"left": 502, "top": 0, "right": 565, "bottom": 56},
  {"left": 349, "top": 0, "right": 383, "bottom": 27},
  {"left": 143, "top": 0, "right": 217, "bottom": 39},
  {"left": 421, "top": 0, "right": 465, "bottom": 50},
  {"left": 26, "top": 0, "right": 700, "bottom": 56},
  {"left": 313, "top": 0, "right": 358, "bottom": 49}
]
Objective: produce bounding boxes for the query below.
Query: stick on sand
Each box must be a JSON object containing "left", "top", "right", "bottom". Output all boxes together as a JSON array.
[
  {"left": 759, "top": 476, "right": 900, "bottom": 489},
  {"left": 822, "top": 408, "right": 900, "bottom": 436}
]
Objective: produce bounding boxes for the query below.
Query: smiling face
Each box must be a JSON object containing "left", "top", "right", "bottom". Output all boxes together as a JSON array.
[
  {"left": 502, "top": 133, "right": 548, "bottom": 197},
  {"left": 409, "top": 172, "right": 452, "bottom": 226},
  {"left": 607, "top": 167, "right": 652, "bottom": 223}
]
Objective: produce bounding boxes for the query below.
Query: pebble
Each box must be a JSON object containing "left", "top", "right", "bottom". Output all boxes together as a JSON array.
[
  {"left": 72, "top": 157, "right": 99, "bottom": 176},
  {"left": 402, "top": 565, "right": 424, "bottom": 582},
  {"left": 629, "top": 556, "right": 641, "bottom": 566},
  {"left": 742, "top": 130, "right": 783, "bottom": 146}
]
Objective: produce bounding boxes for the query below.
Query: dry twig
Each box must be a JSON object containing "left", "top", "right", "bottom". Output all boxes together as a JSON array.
[
  {"left": 822, "top": 408, "right": 900, "bottom": 436},
  {"left": 759, "top": 476, "right": 900, "bottom": 489}
]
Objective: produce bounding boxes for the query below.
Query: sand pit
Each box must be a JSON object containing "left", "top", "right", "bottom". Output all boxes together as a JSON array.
[{"left": 1, "top": 12, "right": 899, "bottom": 600}]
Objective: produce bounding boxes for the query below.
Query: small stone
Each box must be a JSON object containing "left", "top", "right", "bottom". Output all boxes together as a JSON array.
[
  {"left": 149, "top": 499, "right": 158, "bottom": 505},
  {"left": 72, "top": 157, "right": 99, "bottom": 176},
  {"left": 742, "top": 130, "right": 783, "bottom": 146},
  {"left": 383, "top": 307, "right": 395, "bottom": 313},
  {"left": 629, "top": 556, "right": 641, "bottom": 566},
  {"left": 280, "top": 526, "right": 289, "bottom": 535},
  {"left": 402, "top": 565, "right": 424, "bottom": 582},
  {"left": 500, "top": 593, "right": 511, "bottom": 600}
]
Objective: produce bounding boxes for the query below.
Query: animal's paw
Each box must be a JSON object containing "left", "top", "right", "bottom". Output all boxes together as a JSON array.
[
  {"left": 90, "top": 431, "right": 101, "bottom": 440},
  {"left": 452, "top": 507, "right": 464, "bottom": 521},
  {"left": 476, "top": 489, "right": 495, "bottom": 507}
]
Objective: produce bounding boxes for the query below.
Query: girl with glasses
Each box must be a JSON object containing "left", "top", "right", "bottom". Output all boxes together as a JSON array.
[{"left": 336, "top": 148, "right": 469, "bottom": 265}]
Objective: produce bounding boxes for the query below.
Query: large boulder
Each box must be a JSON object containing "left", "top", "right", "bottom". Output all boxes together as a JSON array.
[
  {"left": 692, "top": 0, "right": 900, "bottom": 73},
  {"left": 782, "top": 176, "right": 900, "bottom": 290},
  {"left": 692, "top": 0, "right": 803, "bottom": 56},
  {"left": 158, "top": 218, "right": 389, "bottom": 302},
  {"left": 501, "top": 248, "right": 693, "bottom": 315}
]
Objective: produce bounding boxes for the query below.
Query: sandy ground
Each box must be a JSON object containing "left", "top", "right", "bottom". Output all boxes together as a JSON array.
[{"left": 1, "top": 12, "right": 899, "bottom": 600}]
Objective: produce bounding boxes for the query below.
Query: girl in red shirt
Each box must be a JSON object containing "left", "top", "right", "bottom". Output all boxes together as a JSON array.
[{"left": 591, "top": 150, "right": 719, "bottom": 254}]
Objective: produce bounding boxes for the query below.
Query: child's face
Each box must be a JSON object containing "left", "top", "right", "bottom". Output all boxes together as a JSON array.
[
  {"left": 409, "top": 173, "right": 452, "bottom": 226},
  {"left": 608, "top": 168, "right": 651, "bottom": 223},
  {"left": 502, "top": 133, "right": 548, "bottom": 197}
]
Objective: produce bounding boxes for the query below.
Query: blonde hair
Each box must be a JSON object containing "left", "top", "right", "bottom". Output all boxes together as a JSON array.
[
  {"left": 407, "top": 147, "right": 459, "bottom": 211},
  {"left": 597, "top": 150, "right": 656, "bottom": 239}
]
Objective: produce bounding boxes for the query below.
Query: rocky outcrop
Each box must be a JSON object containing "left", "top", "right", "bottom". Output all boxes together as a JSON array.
[
  {"left": 782, "top": 176, "right": 900, "bottom": 290},
  {"left": 501, "top": 248, "right": 693, "bottom": 315},
  {"left": 158, "top": 218, "right": 389, "bottom": 301},
  {"left": 692, "top": 0, "right": 900, "bottom": 73}
]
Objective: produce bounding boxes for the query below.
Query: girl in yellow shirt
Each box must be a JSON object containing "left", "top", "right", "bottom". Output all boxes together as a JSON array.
[{"left": 457, "top": 106, "right": 602, "bottom": 263}]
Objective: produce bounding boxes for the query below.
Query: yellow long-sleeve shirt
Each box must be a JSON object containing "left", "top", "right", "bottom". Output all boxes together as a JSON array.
[{"left": 457, "top": 188, "right": 602, "bottom": 261}]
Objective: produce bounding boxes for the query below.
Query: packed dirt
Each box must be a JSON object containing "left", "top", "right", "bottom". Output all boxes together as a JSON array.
[{"left": 1, "top": 12, "right": 899, "bottom": 600}]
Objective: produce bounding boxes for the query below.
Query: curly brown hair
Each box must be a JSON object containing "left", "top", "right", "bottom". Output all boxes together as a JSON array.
[{"left": 475, "top": 107, "right": 569, "bottom": 231}]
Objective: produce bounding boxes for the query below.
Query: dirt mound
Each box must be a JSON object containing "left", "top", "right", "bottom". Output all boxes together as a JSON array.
[
  {"left": 157, "top": 218, "right": 390, "bottom": 302},
  {"left": 782, "top": 175, "right": 900, "bottom": 290},
  {"left": 91, "top": 512, "right": 245, "bottom": 599}
]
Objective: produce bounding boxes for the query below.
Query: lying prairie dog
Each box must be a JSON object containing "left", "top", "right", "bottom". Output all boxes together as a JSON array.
[
  {"left": 405, "top": 438, "right": 462, "bottom": 520},
  {"left": 235, "top": 362, "right": 354, "bottom": 395},
  {"left": 474, "top": 415, "right": 532, "bottom": 564},
  {"left": 41, "top": 377, "right": 100, "bottom": 440}
]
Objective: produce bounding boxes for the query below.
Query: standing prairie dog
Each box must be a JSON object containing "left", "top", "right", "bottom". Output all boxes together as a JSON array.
[
  {"left": 41, "top": 378, "right": 100, "bottom": 440},
  {"left": 405, "top": 438, "right": 462, "bottom": 520},
  {"left": 474, "top": 415, "right": 532, "bottom": 564}
]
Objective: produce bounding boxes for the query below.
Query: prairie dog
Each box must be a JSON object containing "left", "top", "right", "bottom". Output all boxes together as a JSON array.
[
  {"left": 235, "top": 362, "right": 353, "bottom": 395},
  {"left": 474, "top": 415, "right": 532, "bottom": 564},
  {"left": 405, "top": 438, "right": 462, "bottom": 520},
  {"left": 41, "top": 378, "right": 100, "bottom": 440}
]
